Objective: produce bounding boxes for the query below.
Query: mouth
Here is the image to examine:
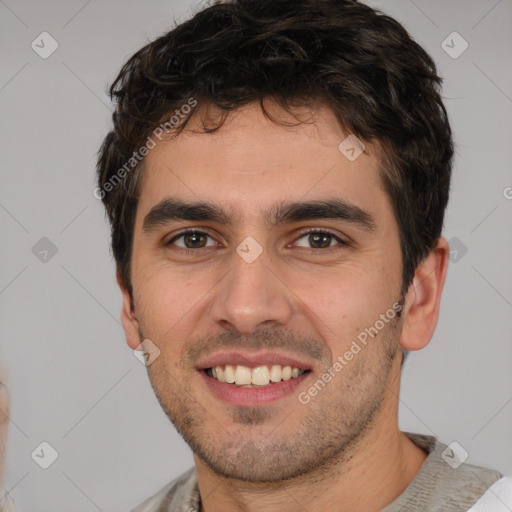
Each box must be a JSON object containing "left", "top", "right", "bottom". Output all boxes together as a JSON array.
[
  {"left": 196, "top": 352, "right": 313, "bottom": 406},
  {"left": 205, "top": 364, "right": 310, "bottom": 387}
]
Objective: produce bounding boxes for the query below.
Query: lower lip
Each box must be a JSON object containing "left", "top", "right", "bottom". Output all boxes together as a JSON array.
[{"left": 199, "top": 370, "right": 310, "bottom": 407}]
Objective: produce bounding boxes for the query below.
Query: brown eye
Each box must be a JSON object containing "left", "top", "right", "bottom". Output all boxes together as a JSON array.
[
  {"left": 167, "top": 230, "right": 216, "bottom": 249},
  {"left": 309, "top": 232, "right": 333, "bottom": 248},
  {"left": 294, "top": 230, "right": 345, "bottom": 249}
]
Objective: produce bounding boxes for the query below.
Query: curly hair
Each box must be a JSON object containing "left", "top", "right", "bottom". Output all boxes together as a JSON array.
[{"left": 96, "top": 0, "right": 454, "bottom": 299}]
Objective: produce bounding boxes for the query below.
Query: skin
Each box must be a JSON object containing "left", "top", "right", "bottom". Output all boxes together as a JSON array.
[
  {"left": 0, "top": 369, "right": 9, "bottom": 500},
  {"left": 119, "top": 100, "right": 449, "bottom": 512}
]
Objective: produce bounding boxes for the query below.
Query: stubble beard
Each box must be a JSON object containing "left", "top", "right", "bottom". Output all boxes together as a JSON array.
[{"left": 143, "top": 319, "right": 401, "bottom": 483}]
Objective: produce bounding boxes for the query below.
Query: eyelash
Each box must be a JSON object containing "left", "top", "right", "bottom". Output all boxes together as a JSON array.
[{"left": 165, "top": 228, "right": 349, "bottom": 254}]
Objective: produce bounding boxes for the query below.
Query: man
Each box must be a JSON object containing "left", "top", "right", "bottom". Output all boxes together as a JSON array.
[{"left": 96, "top": 0, "right": 511, "bottom": 510}]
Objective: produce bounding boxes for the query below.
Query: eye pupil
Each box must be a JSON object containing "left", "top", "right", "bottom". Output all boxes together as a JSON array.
[
  {"left": 184, "top": 232, "right": 207, "bottom": 248},
  {"left": 310, "top": 233, "right": 331, "bottom": 248}
]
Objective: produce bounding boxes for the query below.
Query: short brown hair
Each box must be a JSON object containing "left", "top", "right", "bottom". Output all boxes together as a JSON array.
[{"left": 96, "top": 0, "right": 454, "bottom": 298}]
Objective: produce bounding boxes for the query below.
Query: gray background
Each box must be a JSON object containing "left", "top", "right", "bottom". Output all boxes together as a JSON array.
[{"left": 0, "top": 0, "right": 511, "bottom": 510}]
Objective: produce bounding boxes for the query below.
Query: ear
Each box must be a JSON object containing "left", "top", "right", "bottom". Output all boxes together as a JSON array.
[
  {"left": 117, "top": 268, "right": 141, "bottom": 350},
  {"left": 399, "top": 237, "right": 449, "bottom": 351}
]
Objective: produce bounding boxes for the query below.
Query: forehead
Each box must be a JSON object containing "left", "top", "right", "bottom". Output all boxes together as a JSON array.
[{"left": 135, "top": 101, "right": 389, "bottom": 223}]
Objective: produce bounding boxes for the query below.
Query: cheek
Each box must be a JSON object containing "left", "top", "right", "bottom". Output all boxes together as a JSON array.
[
  {"left": 134, "top": 267, "right": 206, "bottom": 342},
  {"left": 289, "top": 263, "right": 397, "bottom": 348},
  {"left": 294, "top": 262, "right": 387, "bottom": 310},
  {"left": 134, "top": 259, "right": 232, "bottom": 362}
]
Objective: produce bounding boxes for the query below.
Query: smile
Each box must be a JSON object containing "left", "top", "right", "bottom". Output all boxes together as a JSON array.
[{"left": 205, "top": 364, "right": 309, "bottom": 387}]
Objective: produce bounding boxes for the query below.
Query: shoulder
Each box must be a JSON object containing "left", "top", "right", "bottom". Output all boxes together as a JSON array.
[
  {"left": 130, "top": 467, "right": 198, "bottom": 512},
  {"left": 383, "top": 433, "right": 506, "bottom": 511}
]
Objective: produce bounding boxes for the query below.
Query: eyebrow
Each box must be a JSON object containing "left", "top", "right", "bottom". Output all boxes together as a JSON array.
[{"left": 142, "top": 198, "right": 376, "bottom": 233}]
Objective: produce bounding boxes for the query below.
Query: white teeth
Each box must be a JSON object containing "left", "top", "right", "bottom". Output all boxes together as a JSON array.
[
  {"left": 252, "top": 366, "right": 270, "bottom": 386},
  {"left": 282, "top": 366, "right": 292, "bottom": 381},
  {"left": 234, "top": 365, "right": 252, "bottom": 385},
  {"left": 269, "top": 365, "right": 282, "bottom": 383},
  {"left": 224, "top": 365, "right": 235, "bottom": 384},
  {"left": 209, "top": 364, "right": 305, "bottom": 386}
]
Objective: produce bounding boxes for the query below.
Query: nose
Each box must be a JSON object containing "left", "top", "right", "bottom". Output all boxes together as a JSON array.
[{"left": 210, "top": 249, "right": 294, "bottom": 334}]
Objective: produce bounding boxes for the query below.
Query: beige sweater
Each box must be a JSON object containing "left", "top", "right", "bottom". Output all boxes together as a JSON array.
[{"left": 131, "top": 433, "right": 508, "bottom": 512}]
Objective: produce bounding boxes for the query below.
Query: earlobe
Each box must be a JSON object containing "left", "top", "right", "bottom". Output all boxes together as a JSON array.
[
  {"left": 399, "top": 237, "right": 449, "bottom": 351},
  {"left": 116, "top": 268, "right": 141, "bottom": 350}
]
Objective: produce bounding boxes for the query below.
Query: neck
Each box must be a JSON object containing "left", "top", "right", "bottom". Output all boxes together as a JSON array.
[{"left": 194, "top": 363, "right": 427, "bottom": 512}]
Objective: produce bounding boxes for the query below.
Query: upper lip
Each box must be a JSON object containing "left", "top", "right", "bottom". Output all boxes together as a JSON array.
[{"left": 195, "top": 351, "right": 313, "bottom": 371}]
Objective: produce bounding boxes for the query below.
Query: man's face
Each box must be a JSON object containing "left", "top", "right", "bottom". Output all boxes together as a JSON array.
[{"left": 126, "top": 102, "right": 404, "bottom": 482}]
